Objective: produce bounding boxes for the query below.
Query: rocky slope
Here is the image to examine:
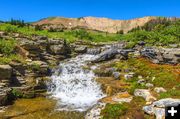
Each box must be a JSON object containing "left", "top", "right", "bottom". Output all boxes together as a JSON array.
[
  {"left": 33, "top": 16, "right": 158, "bottom": 33},
  {"left": 0, "top": 30, "right": 179, "bottom": 118}
]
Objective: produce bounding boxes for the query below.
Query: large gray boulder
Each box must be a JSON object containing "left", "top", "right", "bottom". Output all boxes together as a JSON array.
[
  {"left": 0, "top": 65, "right": 12, "bottom": 80},
  {"left": 92, "top": 48, "right": 118, "bottom": 63},
  {"left": 143, "top": 98, "right": 180, "bottom": 119},
  {"left": 134, "top": 89, "right": 156, "bottom": 102}
]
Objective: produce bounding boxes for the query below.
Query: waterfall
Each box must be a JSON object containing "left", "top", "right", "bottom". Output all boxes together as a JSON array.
[{"left": 48, "top": 55, "right": 105, "bottom": 111}]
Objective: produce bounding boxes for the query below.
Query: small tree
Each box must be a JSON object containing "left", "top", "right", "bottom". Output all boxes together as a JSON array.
[
  {"left": 117, "top": 30, "right": 124, "bottom": 34},
  {"left": 35, "top": 25, "right": 41, "bottom": 31}
]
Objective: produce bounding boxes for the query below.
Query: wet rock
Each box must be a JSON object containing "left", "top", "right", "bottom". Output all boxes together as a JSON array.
[
  {"left": 85, "top": 103, "right": 106, "bottom": 119},
  {"left": 143, "top": 98, "right": 180, "bottom": 119},
  {"left": 134, "top": 89, "right": 156, "bottom": 102},
  {"left": 154, "top": 87, "right": 167, "bottom": 93},
  {"left": 112, "top": 72, "right": 120, "bottom": 80},
  {"left": 86, "top": 48, "right": 101, "bottom": 55},
  {"left": 0, "top": 65, "right": 12, "bottom": 80}
]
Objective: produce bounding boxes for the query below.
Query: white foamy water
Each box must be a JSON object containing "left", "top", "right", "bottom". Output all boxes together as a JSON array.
[{"left": 48, "top": 55, "right": 105, "bottom": 111}]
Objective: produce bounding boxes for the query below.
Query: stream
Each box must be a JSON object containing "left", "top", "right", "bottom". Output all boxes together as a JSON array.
[
  {"left": 0, "top": 55, "right": 105, "bottom": 119},
  {"left": 48, "top": 54, "right": 105, "bottom": 111}
]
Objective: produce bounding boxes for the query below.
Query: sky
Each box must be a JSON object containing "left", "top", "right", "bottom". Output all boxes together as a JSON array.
[{"left": 0, "top": 0, "right": 179, "bottom": 22}]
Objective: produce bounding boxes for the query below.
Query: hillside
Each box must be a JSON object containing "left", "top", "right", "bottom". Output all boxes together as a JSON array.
[{"left": 33, "top": 16, "right": 158, "bottom": 33}]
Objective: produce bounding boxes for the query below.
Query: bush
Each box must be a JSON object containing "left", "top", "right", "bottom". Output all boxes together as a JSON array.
[
  {"left": 5, "top": 25, "right": 18, "bottom": 32},
  {"left": 12, "top": 88, "right": 23, "bottom": 98},
  {"left": 0, "top": 39, "right": 16, "bottom": 55},
  {"left": 117, "top": 30, "right": 124, "bottom": 34}
]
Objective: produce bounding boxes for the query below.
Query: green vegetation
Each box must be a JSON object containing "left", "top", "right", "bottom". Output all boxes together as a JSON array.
[
  {"left": 12, "top": 88, "right": 23, "bottom": 98},
  {"left": 0, "top": 39, "right": 16, "bottom": 55},
  {"left": 101, "top": 103, "right": 128, "bottom": 119},
  {"left": 159, "top": 89, "right": 180, "bottom": 99},
  {"left": 0, "top": 38, "right": 24, "bottom": 64},
  {"left": 28, "top": 62, "right": 41, "bottom": 71},
  {"left": 7, "top": 18, "right": 26, "bottom": 27},
  {"left": 113, "top": 58, "right": 180, "bottom": 96},
  {"left": 0, "top": 19, "right": 179, "bottom": 45}
]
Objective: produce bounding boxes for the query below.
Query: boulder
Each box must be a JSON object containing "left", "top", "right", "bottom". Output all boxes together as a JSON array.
[
  {"left": 145, "top": 83, "right": 154, "bottom": 88},
  {"left": 134, "top": 89, "right": 156, "bottom": 102},
  {"left": 112, "top": 72, "right": 120, "bottom": 80},
  {"left": 0, "top": 65, "right": 12, "bottom": 80},
  {"left": 92, "top": 48, "right": 118, "bottom": 63},
  {"left": 154, "top": 87, "right": 167, "bottom": 93},
  {"left": 137, "top": 79, "right": 146, "bottom": 85},
  {"left": 124, "top": 72, "right": 135, "bottom": 80},
  {"left": 143, "top": 98, "right": 180, "bottom": 118}
]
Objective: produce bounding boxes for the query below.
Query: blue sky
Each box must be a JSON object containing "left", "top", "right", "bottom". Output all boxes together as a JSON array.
[{"left": 0, "top": 0, "right": 179, "bottom": 22}]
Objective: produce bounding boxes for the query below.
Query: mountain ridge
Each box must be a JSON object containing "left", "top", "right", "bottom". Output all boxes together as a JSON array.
[{"left": 33, "top": 16, "right": 176, "bottom": 33}]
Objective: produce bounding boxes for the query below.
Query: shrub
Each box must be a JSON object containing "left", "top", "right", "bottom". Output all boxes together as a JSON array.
[
  {"left": 5, "top": 25, "right": 18, "bottom": 32},
  {"left": 117, "top": 30, "right": 124, "bottom": 34},
  {"left": 0, "top": 39, "right": 16, "bottom": 55},
  {"left": 12, "top": 88, "right": 23, "bottom": 98}
]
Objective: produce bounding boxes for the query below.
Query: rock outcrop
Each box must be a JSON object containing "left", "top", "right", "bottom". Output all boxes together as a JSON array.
[{"left": 140, "top": 47, "right": 180, "bottom": 64}]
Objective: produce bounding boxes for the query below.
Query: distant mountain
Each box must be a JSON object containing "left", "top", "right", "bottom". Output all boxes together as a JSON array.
[{"left": 33, "top": 16, "right": 178, "bottom": 33}]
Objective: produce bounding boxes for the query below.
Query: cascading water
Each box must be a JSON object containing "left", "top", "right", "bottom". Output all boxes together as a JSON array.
[{"left": 48, "top": 55, "right": 105, "bottom": 111}]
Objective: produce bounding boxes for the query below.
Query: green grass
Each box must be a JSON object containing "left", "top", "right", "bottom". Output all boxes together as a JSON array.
[
  {"left": 0, "top": 54, "right": 24, "bottom": 64},
  {"left": 0, "top": 38, "right": 16, "bottom": 55},
  {"left": 159, "top": 89, "right": 180, "bottom": 99},
  {"left": 0, "top": 38, "right": 25, "bottom": 64},
  {"left": 114, "top": 58, "right": 180, "bottom": 91},
  {"left": 0, "top": 19, "right": 179, "bottom": 45},
  {"left": 101, "top": 103, "right": 128, "bottom": 119}
]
